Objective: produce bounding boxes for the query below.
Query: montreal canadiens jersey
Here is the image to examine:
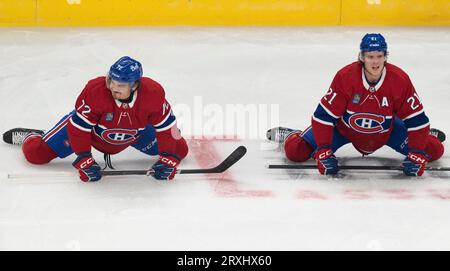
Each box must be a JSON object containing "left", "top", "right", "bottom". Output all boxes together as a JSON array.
[
  {"left": 312, "top": 62, "right": 430, "bottom": 154},
  {"left": 67, "top": 76, "right": 177, "bottom": 155}
]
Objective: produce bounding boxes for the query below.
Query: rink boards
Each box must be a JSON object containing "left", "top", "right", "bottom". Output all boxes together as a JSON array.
[{"left": 1, "top": 0, "right": 450, "bottom": 26}]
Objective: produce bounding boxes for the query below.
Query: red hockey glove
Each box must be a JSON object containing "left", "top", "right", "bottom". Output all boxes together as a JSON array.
[
  {"left": 402, "top": 149, "right": 430, "bottom": 176},
  {"left": 313, "top": 146, "right": 339, "bottom": 175},
  {"left": 72, "top": 152, "right": 102, "bottom": 182},
  {"left": 151, "top": 153, "right": 180, "bottom": 180}
]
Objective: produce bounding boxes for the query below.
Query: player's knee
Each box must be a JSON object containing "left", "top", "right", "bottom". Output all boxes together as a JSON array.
[
  {"left": 426, "top": 135, "right": 444, "bottom": 162},
  {"left": 22, "top": 136, "right": 57, "bottom": 165},
  {"left": 284, "top": 133, "right": 313, "bottom": 162},
  {"left": 176, "top": 137, "right": 189, "bottom": 160}
]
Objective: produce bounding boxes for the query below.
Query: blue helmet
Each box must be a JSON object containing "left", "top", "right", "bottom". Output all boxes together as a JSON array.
[
  {"left": 108, "top": 56, "right": 143, "bottom": 84},
  {"left": 360, "top": 33, "right": 387, "bottom": 53}
]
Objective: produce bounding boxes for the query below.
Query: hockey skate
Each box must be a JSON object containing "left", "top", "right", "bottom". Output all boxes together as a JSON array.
[
  {"left": 266, "top": 127, "right": 301, "bottom": 143},
  {"left": 3, "top": 128, "right": 44, "bottom": 145},
  {"left": 430, "top": 128, "right": 446, "bottom": 143}
]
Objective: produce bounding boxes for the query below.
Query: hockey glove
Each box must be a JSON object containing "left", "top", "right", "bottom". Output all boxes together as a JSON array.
[
  {"left": 151, "top": 153, "right": 180, "bottom": 180},
  {"left": 313, "top": 146, "right": 339, "bottom": 175},
  {"left": 402, "top": 149, "right": 430, "bottom": 176},
  {"left": 72, "top": 152, "right": 102, "bottom": 182}
]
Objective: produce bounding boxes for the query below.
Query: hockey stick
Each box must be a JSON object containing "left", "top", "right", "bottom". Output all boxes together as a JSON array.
[
  {"left": 102, "top": 145, "right": 247, "bottom": 176},
  {"left": 5, "top": 146, "right": 247, "bottom": 179},
  {"left": 268, "top": 164, "right": 450, "bottom": 171}
]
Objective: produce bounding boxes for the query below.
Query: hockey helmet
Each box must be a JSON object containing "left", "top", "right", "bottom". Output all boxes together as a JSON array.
[
  {"left": 360, "top": 33, "right": 387, "bottom": 53},
  {"left": 108, "top": 56, "right": 143, "bottom": 84}
]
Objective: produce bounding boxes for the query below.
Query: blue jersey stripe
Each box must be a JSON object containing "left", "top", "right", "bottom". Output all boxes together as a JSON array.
[
  {"left": 154, "top": 114, "right": 176, "bottom": 130},
  {"left": 313, "top": 104, "right": 338, "bottom": 125},
  {"left": 71, "top": 112, "right": 94, "bottom": 130},
  {"left": 404, "top": 112, "right": 429, "bottom": 129}
]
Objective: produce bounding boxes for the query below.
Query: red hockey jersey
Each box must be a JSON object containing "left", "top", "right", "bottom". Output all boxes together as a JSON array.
[
  {"left": 67, "top": 76, "right": 178, "bottom": 155},
  {"left": 312, "top": 62, "right": 430, "bottom": 154}
]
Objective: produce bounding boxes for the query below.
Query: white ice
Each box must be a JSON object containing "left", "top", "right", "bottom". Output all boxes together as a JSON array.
[{"left": 0, "top": 27, "right": 449, "bottom": 250}]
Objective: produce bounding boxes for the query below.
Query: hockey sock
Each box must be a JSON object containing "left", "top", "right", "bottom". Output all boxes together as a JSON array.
[
  {"left": 425, "top": 135, "right": 444, "bottom": 162},
  {"left": 284, "top": 132, "right": 314, "bottom": 162},
  {"left": 22, "top": 135, "right": 58, "bottom": 164},
  {"left": 175, "top": 137, "right": 189, "bottom": 160}
]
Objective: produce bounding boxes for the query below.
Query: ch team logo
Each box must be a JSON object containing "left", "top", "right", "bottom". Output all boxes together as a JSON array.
[
  {"left": 348, "top": 113, "right": 386, "bottom": 134},
  {"left": 101, "top": 129, "right": 139, "bottom": 145}
]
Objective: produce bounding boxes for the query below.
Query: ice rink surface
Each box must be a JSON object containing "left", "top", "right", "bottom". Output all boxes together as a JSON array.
[{"left": 0, "top": 27, "right": 449, "bottom": 250}]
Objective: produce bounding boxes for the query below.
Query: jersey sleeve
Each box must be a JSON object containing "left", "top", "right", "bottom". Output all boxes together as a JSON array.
[
  {"left": 147, "top": 88, "right": 179, "bottom": 156},
  {"left": 148, "top": 99, "right": 177, "bottom": 133},
  {"left": 311, "top": 72, "right": 348, "bottom": 148},
  {"left": 395, "top": 76, "right": 430, "bottom": 151},
  {"left": 67, "top": 84, "right": 101, "bottom": 154}
]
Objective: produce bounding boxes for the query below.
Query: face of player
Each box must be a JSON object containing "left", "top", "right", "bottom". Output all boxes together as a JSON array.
[
  {"left": 108, "top": 79, "right": 132, "bottom": 100},
  {"left": 361, "top": 51, "right": 386, "bottom": 81}
]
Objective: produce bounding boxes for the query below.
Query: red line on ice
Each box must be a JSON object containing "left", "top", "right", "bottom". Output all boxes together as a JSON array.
[{"left": 189, "top": 138, "right": 273, "bottom": 198}]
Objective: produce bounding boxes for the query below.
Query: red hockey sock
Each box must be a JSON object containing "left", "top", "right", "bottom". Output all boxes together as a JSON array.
[
  {"left": 22, "top": 135, "right": 57, "bottom": 164},
  {"left": 175, "top": 137, "right": 189, "bottom": 160},
  {"left": 425, "top": 135, "right": 444, "bottom": 162},
  {"left": 284, "top": 132, "right": 314, "bottom": 162}
]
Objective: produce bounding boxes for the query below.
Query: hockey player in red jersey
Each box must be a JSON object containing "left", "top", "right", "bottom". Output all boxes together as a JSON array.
[
  {"left": 267, "top": 33, "right": 445, "bottom": 176},
  {"left": 3, "top": 56, "right": 189, "bottom": 182}
]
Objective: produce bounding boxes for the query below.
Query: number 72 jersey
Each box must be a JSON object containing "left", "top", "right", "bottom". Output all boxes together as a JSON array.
[{"left": 312, "top": 62, "right": 430, "bottom": 153}]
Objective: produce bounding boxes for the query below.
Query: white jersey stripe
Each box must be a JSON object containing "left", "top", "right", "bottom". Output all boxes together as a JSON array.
[
  {"left": 154, "top": 109, "right": 172, "bottom": 127},
  {"left": 407, "top": 123, "right": 430, "bottom": 132},
  {"left": 69, "top": 118, "right": 92, "bottom": 132},
  {"left": 312, "top": 115, "right": 335, "bottom": 127},
  {"left": 319, "top": 101, "right": 339, "bottom": 119},
  {"left": 155, "top": 120, "right": 177, "bottom": 132},
  {"left": 402, "top": 109, "right": 424, "bottom": 120},
  {"left": 76, "top": 111, "right": 96, "bottom": 126}
]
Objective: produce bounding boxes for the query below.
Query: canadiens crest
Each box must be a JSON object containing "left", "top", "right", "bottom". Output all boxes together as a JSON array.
[
  {"left": 101, "top": 128, "right": 139, "bottom": 145},
  {"left": 348, "top": 113, "right": 386, "bottom": 134}
]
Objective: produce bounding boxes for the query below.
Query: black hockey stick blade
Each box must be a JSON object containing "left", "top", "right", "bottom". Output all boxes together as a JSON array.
[
  {"left": 102, "top": 145, "right": 247, "bottom": 176},
  {"left": 268, "top": 164, "right": 450, "bottom": 171},
  {"left": 180, "top": 145, "right": 247, "bottom": 174}
]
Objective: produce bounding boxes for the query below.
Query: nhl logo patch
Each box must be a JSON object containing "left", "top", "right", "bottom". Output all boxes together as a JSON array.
[
  {"left": 352, "top": 94, "right": 361, "bottom": 104},
  {"left": 106, "top": 112, "right": 114, "bottom": 121}
]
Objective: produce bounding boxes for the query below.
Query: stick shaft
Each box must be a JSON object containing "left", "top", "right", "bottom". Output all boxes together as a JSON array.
[
  {"left": 268, "top": 164, "right": 450, "bottom": 171},
  {"left": 100, "top": 169, "right": 219, "bottom": 176},
  {"left": 7, "top": 146, "right": 247, "bottom": 179}
]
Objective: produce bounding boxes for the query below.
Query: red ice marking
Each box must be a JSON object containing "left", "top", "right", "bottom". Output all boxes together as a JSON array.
[
  {"left": 382, "top": 189, "right": 415, "bottom": 200},
  {"left": 427, "top": 189, "right": 450, "bottom": 200},
  {"left": 186, "top": 135, "right": 240, "bottom": 141},
  {"left": 296, "top": 190, "right": 328, "bottom": 200},
  {"left": 343, "top": 189, "right": 371, "bottom": 200},
  {"left": 188, "top": 138, "right": 273, "bottom": 198}
]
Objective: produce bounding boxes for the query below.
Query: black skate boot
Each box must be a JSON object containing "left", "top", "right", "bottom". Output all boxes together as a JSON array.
[
  {"left": 266, "top": 127, "right": 301, "bottom": 143},
  {"left": 430, "top": 128, "right": 446, "bottom": 143},
  {"left": 3, "top": 128, "right": 44, "bottom": 145}
]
